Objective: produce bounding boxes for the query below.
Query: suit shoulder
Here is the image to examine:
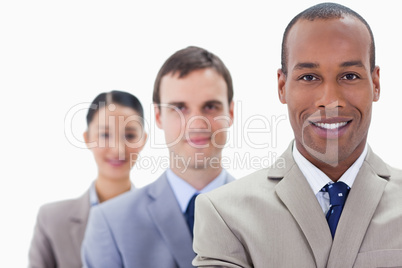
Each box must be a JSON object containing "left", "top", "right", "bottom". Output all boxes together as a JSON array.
[
  {"left": 39, "top": 194, "right": 86, "bottom": 216},
  {"left": 204, "top": 168, "right": 273, "bottom": 200},
  {"left": 388, "top": 164, "right": 402, "bottom": 176},
  {"left": 95, "top": 184, "right": 152, "bottom": 217},
  {"left": 90, "top": 179, "right": 165, "bottom": 231},
  {"left": 386, "top": 164, "right": 402, "bottom": 186},
  {"left": 35, "top": 193, "right": 88, "bottom": 230}
]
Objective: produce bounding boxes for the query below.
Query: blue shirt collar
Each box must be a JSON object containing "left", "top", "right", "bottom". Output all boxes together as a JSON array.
[{"left": 166, "top": 169, "right": 227, "bottom": 212}]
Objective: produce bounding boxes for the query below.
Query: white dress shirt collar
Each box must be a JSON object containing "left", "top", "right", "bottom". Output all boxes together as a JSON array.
[
  {"left": 292, "top": 141, "right": 368, "bottom": 195},
  {"left": 166, "top": 168, "right": 227, "bottom": 213}
]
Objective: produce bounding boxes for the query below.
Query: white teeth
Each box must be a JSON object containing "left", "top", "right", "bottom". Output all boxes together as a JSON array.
[
  {"left": 109, "top": 159, "right": 125, "bottom": 163},
  {"left": 314, "top": 122, "right": 348, "bottom": 129}
]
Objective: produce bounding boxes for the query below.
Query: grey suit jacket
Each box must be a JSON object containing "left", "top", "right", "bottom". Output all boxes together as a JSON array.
[
  {"left": 28, "top": 190, "right": 90, "bottom": 268},
  {"left": 193, "top": 143, "right": 402, "bottom": 268},
  {"left": 81, "top": 171, "right": 235, "bottom": 268}
]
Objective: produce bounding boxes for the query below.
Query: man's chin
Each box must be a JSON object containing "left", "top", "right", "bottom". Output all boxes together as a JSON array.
[{"left": 299, "top": 141, "right": 342, "bottom": 167}]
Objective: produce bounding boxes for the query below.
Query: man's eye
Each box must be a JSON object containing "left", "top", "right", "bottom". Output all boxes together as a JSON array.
[
  {"left": 175, "top": 105, "right": 186, "bottom": 111},
  {"left": 341, "top": 73, "right": 359, "bottom": 80},
  {"left": 301, "top": 75, "right": 317, "bottom": 81},
  {"left": 125, "top": 134, "right": 137, "bottom": 140},
  {"left": 205, "top": 104, "right": 217, "bottom": 111},
  {"left": 100, "top": 133, "right": 109, "bottom": 138}
]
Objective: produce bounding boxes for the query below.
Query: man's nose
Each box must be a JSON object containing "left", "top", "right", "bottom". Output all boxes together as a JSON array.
[{"left": 315, "top": 81, "right": 346, "bottom": 109}]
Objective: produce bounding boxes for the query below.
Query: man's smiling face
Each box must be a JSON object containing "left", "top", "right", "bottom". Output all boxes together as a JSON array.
[
  {"left": 155, "top": 68, "right": 234, "bottom": 170},
  {"left": 278, "top": 16, "right": 380, "bottom": 167}
]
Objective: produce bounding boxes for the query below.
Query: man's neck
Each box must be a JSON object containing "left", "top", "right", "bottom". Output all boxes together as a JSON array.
[
  {"left": 170, "top": 165, "right": 223, "bottom": 191},
  {"left": 296, "top": 141, "right": 367, "bottom": 182}
]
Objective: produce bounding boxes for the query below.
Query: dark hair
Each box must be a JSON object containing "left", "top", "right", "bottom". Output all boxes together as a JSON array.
[
  {"left": 281, "top": 2, "right": 375, "bottom": 76},
  {"left": 86, "top": 90, "right": 144, "bottom": 126},
  {"left": 153, "top": 46, "right": 233, "bottom": 105}
]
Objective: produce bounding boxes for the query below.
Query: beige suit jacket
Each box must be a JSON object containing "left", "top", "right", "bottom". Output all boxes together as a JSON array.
[
  {"left": 193, "top": 143, "right": 402, "bottom": 268},
  {"left": 28, "top": 190, "right": 90, "bottom": 268}
]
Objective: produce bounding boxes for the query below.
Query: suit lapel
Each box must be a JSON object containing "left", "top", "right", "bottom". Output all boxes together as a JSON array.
[
  {"left": 147, "top": 173, "right": 195, "bottom": 268},
  {"left": 327, "top": 147, "right": 390, "bottom": 268},
  {"left": 69, "top": 190, "right": 90, "bottom": 261},
  {"left": 274, "top": 145, "right": 332, "bottom": 268}
]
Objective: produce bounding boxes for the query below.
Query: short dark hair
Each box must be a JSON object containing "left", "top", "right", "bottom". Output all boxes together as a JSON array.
[
  {"left": 281, "top": 2, "right": 375, "bottom": 76},
  {"left": 86, "top": 90, "right": 144, "bottom": 126},
  {"left": 153, "top": 46, "right": 233, "bottom": 105}
]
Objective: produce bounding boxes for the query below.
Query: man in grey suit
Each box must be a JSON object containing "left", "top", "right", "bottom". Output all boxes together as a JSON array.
[
  {"left": 193, "top": 3, "right": 402, "bottom": 268},
  {"left": 81, "top": 46, "right": 235, "bottom": 267}
]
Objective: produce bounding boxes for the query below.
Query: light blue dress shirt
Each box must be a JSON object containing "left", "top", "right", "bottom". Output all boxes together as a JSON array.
[{"left": 166, "top": 168, "right": 227, "bottom": 212}]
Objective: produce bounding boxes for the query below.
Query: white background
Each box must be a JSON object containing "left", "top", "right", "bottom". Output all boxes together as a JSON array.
[{"left": 1, "top": 0, "right": 401, "bottom": 266}]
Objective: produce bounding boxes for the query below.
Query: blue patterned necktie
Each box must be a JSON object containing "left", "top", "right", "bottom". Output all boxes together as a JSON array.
[
  {"left": 322, "top": 182, "right": 350, "bottom": 238},
  {"left": 184, "top": 193, "right": 199, "bottom": 238}
]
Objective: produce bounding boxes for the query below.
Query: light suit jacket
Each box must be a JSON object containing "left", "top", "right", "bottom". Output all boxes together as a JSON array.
[
  {"left": 28, "top": 190, "right": 90, "bottom": 268},
  {"left": 193, "top": 143, "right": 402, "bottom": 268},
  {"left": 81, "top": 171, "right": 235, "bottom": 268}
]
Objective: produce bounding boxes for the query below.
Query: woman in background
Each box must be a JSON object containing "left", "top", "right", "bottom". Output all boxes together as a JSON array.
[{"left": 28, "top": 90, "right": 147, "bottom": 268}]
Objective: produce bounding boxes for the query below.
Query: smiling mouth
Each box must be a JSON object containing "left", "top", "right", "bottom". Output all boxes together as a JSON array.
[
  {"left": 312, "top": 121, "right": 349, "bottom": 130},
  {"left": 188, "top": 137, "right": 210, "bottom": 144},
  {"left": 107, "top": 159, "right": 126, "bottom": 166}
]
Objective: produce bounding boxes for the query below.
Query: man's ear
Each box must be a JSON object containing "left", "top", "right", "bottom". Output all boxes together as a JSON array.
[
  {"left": 372, "top": 66, "right": 380, "bottom": 102},
  {"left": 277, "top": 69, "right": 287, "bottom": 104},
  {"left": 228, "top": 101, "right": 234, "bottom": 127},
  {"left": 154, "top": 104, "right": 163, "bottom": 129}
]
